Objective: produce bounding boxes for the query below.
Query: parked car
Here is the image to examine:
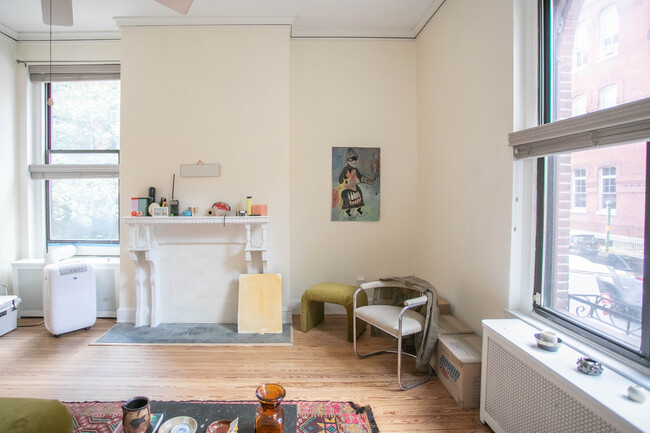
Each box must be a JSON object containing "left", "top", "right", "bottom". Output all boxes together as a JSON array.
[
  {"left": 569, "top": 234, "right": 606, "bottom": 255},
  {"left": 585, "top": 252, "right": 643, "bottom": 278}
]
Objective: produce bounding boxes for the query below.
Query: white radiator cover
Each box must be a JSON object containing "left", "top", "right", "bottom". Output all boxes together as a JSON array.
[
  {"left": 11, "top": 258, "right": 119, "bottom": 318},
  {"left": 481, "top": 319, "right": 649, "bottom": 433}
]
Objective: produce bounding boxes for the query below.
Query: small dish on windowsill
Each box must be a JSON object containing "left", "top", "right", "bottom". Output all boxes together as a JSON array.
[{"left": 534, "top": 332, "right": 563, "bottom": 352}]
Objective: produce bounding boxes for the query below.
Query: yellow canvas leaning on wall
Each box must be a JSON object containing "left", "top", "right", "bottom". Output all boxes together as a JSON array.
[{"left": 238, "top": 273, "right": 283, "bottom": 334}]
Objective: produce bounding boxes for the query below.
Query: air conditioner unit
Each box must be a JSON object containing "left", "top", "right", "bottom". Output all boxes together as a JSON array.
[
  {"left": 11, "top": 258, "right": 119, "bottom": 318},
  {"left": 480, "top": 319, "right": 649, "bottom": 433},
  {"left": 43, "top": 261, "right": 96, "bottom": 337}
]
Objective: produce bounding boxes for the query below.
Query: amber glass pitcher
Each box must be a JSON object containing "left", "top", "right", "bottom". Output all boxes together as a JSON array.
[{"left": 255, "top": 383, "right": 286, "bottom": 433}]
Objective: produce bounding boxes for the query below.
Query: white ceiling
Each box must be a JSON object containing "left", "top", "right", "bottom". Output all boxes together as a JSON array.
[{"left": 0, "top": 0, "right": 446, "bottom": 41}]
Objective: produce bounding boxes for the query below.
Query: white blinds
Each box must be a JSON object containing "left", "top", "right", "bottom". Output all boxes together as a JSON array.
[
  {"left": 509, "top": 98, "right": 650, "bottom": 159},
  {"left": 28, "top": 64, "right": 120, "bottom": 82},
  {"left": 29, "top": 164, "right": 119, "bottom": 179}
]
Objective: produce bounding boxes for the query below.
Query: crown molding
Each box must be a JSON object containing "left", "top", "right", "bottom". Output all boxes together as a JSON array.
[
  {"left": 413, "top": 0, "right": 445, "bottom": 37},
  {"left": 0, "top": 23, "right": 18, "bottom": 40},
  {"left": 114, "top": 16, "right": 294, "bottom": 28},
  {"left": 11, "top": 31, "right": 121, "bottom": 41},
  {"left": 291, "top": 27, "right": 416, "bottom": 39}
]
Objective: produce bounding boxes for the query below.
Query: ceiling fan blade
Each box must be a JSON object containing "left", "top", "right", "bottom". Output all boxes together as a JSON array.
[
  {"left": 41, "top": 0, "right": 74, "bottom": 26},
  {"left": 154, "top": 0, "right": 193, "bottom": 15}
]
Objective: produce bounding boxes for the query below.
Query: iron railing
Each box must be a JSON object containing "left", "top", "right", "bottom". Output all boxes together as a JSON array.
[{"left": 569, "top": 293, "right": 642, "bottom": 336}]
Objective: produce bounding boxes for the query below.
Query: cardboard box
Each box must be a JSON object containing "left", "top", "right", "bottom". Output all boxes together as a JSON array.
[
  {"left": 438, "top": 314, "right": 473, "bottom": 336},
  {"left": 0, "top": 296, "right": 21, "bottom": 337},
  {"left": 437, "top": 296, "right": 450, "bottom": 315},
  {"left": 436, "top": 334, "right": 482, "bottom": 409}
]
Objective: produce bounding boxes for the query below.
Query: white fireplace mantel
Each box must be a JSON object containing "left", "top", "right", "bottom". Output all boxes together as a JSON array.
[{"left": 123, "top": 216, "right": 270, "bottom": 327}]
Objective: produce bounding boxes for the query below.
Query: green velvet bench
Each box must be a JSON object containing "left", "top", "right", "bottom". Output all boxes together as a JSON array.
[
  {"left": 300, "top": 282, "right": 368, "bottom": 342},
  {"left": 0, "top": 397, "right": 73, "bottom": 433}
]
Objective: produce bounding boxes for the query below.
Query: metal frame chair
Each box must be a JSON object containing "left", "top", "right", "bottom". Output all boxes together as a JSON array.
[{"left": 353, "top": 280, "right": 433, "bottom": 390}]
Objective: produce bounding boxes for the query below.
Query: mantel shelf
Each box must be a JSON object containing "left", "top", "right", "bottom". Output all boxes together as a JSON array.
[{"left": 122, "top": 216, "right": 270, "bottom": 225}]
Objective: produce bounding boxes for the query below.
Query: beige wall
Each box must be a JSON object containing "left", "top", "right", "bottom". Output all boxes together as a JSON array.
[
  {"left": 290, "top": 39, "right": 419, "bottom": 294},
  {"left": 416, "top": 1, "right": 514, "bottom": 333},
  {"left": 119, "top": 26, "right": 291, "bottom": 316},
  {"left": 0, "top": 35, "right": 18, "bottom": 292},
  {"left": 8, "top": 7, "right": 519, "bottom": 329}
]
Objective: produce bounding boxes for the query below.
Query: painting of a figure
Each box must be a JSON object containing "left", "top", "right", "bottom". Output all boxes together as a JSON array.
[{"left": 332, "top": 147, "right": 380, "bottom": 221}]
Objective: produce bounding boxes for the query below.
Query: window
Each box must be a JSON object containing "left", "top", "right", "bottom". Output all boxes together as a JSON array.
[
  {"left": 28, "top": 65, "right": 120, "bottom": 255},
  {"left": 600, "top": 5, "right": 619, "bottom": 59},
  {"left": 599, "top": 85, "right": 618, "bottom": 109},
  {"left": 599, "top": 166, "right": 617, "bottom": 210},
  {"left": 573, "top": 169, "right": 587, "bottom": 208},
  {"left": 572, "top": 95, "right": 587, "bottom": 116},
  {"left": 510, "top": 0, "right": 650, "bottom": 366},
  {"left": 573, "top": 23, "right": 589, "bottom": 70}
]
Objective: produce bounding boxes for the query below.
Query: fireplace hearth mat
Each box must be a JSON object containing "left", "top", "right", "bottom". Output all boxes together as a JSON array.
[{"left": 91, "top": 322, "right": 293, "bottom": 346}]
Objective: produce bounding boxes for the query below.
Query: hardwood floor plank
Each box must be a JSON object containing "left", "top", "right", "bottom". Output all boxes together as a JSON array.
[{"left": 0, "top": 316, "right": 492, "bottom": 432}]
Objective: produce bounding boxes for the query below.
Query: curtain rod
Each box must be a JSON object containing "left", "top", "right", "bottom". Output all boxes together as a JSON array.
[{"left": 16, "top": 59, "right": 121, "bottom": 65}]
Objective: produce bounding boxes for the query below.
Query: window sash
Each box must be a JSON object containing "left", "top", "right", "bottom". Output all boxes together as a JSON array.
[{"left": 534, "top": 147, "right": 649, "bottom": 366}]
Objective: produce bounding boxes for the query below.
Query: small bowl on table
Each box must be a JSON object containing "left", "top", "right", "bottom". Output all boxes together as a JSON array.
[
  {"left": 158, "top": 416, "right": 197, "bottom": 433},
  {"left": 207, "top": 420, "right": 232, "bottom": 433}
]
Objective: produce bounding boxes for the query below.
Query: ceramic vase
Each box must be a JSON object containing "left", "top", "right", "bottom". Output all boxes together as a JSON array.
[
  {"left": 122, "top": 396, "right": 151, "bottom": 433},
  {"left": 255, "top": 383, "right": 285, "bottom": 433}
]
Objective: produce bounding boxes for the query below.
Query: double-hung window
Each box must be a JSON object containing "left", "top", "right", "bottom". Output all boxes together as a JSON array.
[
  {"left": 511, "top": 0, "right": 650, "bottom": 366},
  {"left": 28, "top": 65, "right": 120, "bottom": 256},
  {"left": 600, "top": 5, "right": 619, "bottom": 59},
  {"left": 573, "top": 169, "right": 587, "bottom": 209}
]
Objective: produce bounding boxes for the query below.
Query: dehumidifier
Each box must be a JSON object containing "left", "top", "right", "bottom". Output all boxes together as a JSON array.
[{"left": 43, "top": 261, "right": 97, "bottom": 337}]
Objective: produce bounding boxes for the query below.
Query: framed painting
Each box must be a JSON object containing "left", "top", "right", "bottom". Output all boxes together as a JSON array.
[{"left": 331, "top": 147, "right": 380, "bottom": 221}]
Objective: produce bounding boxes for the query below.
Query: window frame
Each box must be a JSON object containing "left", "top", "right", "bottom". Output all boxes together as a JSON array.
[
  {"left": 571, "top": 94, "right": 587, "bottom": 117},
  {"left": 572, "top": 22, "right": 588, "bottom": 71},
  {"left": 572, "top": 168, "right": 587, "bottom": 209},
  {"left": 527, "top": 0, "right": 650, "bottom": 367},
  {"left": 600, "top": 5, "right": 619, "bottom": 60},
  {"left": 31, "top": 78, "right": 121, "bottom": 256},
  {"left": 599, "top": 84, "right": 618, "bottom": 110},
  {"left": 598, "top": 165, "right": 617, "bottom": 211}
]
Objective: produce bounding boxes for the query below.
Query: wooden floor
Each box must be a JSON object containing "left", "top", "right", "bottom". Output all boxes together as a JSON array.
[{"left": 1, "top": 316, "right": 492, "bottom": 432}]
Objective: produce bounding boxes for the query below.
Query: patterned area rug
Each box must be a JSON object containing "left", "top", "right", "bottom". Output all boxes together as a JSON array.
[{"left": 65, "top": 400, "right": 379, "bottom": 433}]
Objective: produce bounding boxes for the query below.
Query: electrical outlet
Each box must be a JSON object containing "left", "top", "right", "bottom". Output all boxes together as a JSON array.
[{"left": 356, "top": 276, "right": 365, "bottom": 285}]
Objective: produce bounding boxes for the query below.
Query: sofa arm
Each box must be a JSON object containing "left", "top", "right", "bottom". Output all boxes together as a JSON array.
[{"left": 0, "top": 397, "right": 73, "bottom": 433}]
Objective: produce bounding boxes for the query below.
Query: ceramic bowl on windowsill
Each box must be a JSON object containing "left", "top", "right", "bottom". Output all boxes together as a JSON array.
[{"left": 534, "top": 333, "right": 563, "bottom": 352}]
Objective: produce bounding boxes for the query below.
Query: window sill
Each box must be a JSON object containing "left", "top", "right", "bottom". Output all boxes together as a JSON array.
[
  {"left": 598, "top": 52, "right": 619, "bottom": 63},
  {"left": 505, "top": 308, "right": 650, "bottom": 390},
  {"left": 570, "top": 207, "right": 587, "bottom": 213}
]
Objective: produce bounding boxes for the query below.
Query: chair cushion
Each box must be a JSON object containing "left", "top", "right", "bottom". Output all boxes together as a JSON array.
[{"left": 355, "top": 305, "right": 425, "bottom": 336}]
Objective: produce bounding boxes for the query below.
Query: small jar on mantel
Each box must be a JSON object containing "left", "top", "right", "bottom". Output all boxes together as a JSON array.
[{"left": 255, "top": 383, "right": 285, "bottom": 433}]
